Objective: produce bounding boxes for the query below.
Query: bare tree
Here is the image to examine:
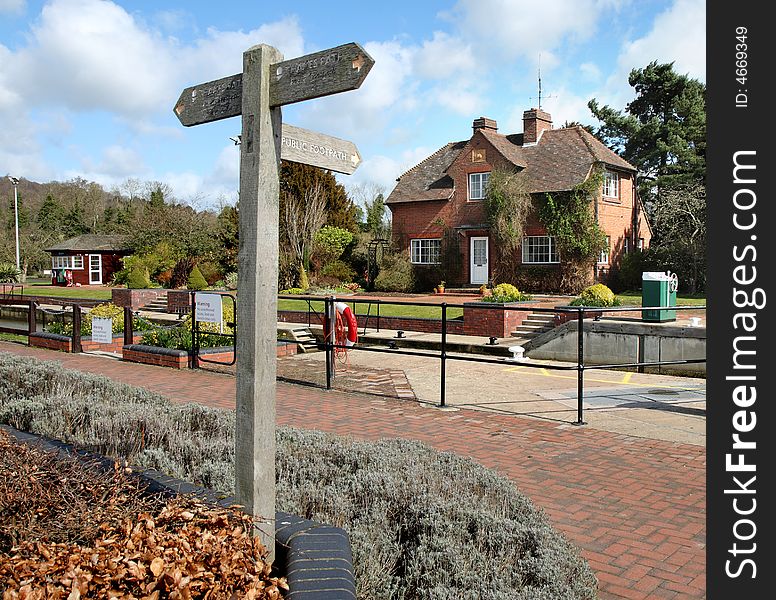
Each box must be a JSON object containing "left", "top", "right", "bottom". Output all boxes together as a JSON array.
[{"left": 282, "top": 182, "right": 327, "bottom": 286}]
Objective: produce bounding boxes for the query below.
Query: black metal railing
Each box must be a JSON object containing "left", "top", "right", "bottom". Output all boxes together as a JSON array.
[{"left": 305, "top": 296, "right": 706, "bottom": 425}]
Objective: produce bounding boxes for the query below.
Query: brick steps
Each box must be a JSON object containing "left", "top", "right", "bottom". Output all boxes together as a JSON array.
[{"left": 511, "top": 313, "right": 556, "bottom": 339}]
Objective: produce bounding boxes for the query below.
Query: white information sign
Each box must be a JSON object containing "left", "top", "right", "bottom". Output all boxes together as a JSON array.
[
  {"left": 195, "top": 293, "right": 223, "bottom": 324},
  {"left": 91, "top": 317, "right": 113, "bottom": 344}
]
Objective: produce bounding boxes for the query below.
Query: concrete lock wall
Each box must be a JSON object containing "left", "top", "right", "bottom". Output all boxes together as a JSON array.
[{"left": 525, "top": 320, "right": 706, "bottom": 376}]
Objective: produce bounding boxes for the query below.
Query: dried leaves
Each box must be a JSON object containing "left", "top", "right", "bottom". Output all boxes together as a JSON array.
[{"left": 0, "top": 431, "right": 287, "bottom": 599}]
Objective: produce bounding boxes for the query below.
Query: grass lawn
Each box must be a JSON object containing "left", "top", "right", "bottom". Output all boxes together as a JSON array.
[
  {"left": 16, "top": 283, "right": 112, "bottom": 301},
  {"left": 616, "top": 291, "right": 707, "bottom": 306},
  {"left": 278, "top": 298, "right": 464, "bottom": 320},
  {"left": 0, "top": 332, "right": 27, "bottom": 343}
]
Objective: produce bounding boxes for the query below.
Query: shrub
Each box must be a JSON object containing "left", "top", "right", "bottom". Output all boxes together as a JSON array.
[
  {"left": 187, "top": 265, "right": 208, "bottom": 291},
  {"left": 374, "top": 252, "right": 414, "bottom": 292},
  {"left": 313, "top": 226, "right": 354, "bottom": 266},
  {"left": 279, "top": 287, "right": 306, "bottom": 295},
  {"left": 570, "top": 283, "right": 620, "bottom": 307},
  {"left": 483, "top": 282, "right": 531, "bottom": 303},
  {"left": 224, "top": 271, "right": 238, "bottom": 290},
  {"left": 141, "top": 300, "right": 235, "bottom": 350},
  {"left": 320, "top": 259, "right": 356, "bottom": 283},
  {"left": 0, "top": 262, "right": 21, "bottom": 283},
  {"left": 197, "top": 261, "right": 223, "bottom": 286},
  {"left": 127, "top": 265, "right": 151, "bottom": 289},
  {"left": 0, "top": 352, "right": 598, "bottom": 600}
]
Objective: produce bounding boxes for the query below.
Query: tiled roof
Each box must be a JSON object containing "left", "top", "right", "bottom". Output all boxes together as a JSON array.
[
  {"left": 45, "top": 234, "right": 131, "bottom": 252},
  {"left": 385, "top": 124, "right": 636, "bottom": 203},
  {"left": 385, "top": 142, "right": 465, "bottom": 204}
]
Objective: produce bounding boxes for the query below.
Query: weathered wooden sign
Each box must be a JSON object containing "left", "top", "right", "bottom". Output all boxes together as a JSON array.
[
  {"left": 281, "top": 124, "right": 361, "bottom": 174},
  {"left": 173, "top": 42, "right": 372, "bottom": 563},
  {"left": 174, "top": 42, "right": 374, "bottom": 127}
]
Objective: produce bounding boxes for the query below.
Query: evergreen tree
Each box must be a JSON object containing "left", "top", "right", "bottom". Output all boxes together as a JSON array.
[
  {"left": 588, "top": 61, "right": 706, "bottom": 207},
  {"left": 365, "top": 193, "right": 388, "bottom": 238},
  {"left": 36, "top": 195, "right": 64, "bottom": 232},
  {"left": 216, "top": 203, "right": 239, "bottom": 274},
  {"left": 62, "top": 201, "right": 89, "bottom": 237}
]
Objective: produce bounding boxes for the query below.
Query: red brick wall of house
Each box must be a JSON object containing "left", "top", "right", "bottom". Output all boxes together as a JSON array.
[
  {"left": 594, "top": 171, "right": 652, "bottom": 284},
  {"left": 389, "top": 128, "right": 651, "bottom": 290},
  {"left": 391, "top": 131, "right": 518, "bottom": 286}
]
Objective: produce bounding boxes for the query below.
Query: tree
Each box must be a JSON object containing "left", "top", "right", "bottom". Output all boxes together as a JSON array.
[
  {"left": 280, "top": 161, "right": 358, "bottom": 234},
  {"left": 62, "top": 201, "right": 89, "bottom": 237},
  {"left": 216, "top": 203, "right": 239, "bottom": 275},
  {"left": 36, "top": 195, "right": 64, "bottom": 232},
  {"left": 588, "top": 61, "right": 706, "bottom": 208},
  {"left": 282, "top": 182, "right": 327, "bottom": 288},
  {"left": 648, "top": 181, "right": 706, "bottom": 292}
]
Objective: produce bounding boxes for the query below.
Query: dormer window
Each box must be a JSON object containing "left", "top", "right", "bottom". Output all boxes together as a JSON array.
[
  {"left": 468, "top": 172, "right": 490, "bottom": 200},
  {"left": 603, "top": 170, "right": 619, "bottom": 199}
]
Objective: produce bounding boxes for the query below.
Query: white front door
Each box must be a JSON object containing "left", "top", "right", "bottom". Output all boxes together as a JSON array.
[
  {"left": 470, "top": 237, "right": 489, "bottom": 285},
  {"left": 89, "top": 254, "right": 102, "bottom": 284}
]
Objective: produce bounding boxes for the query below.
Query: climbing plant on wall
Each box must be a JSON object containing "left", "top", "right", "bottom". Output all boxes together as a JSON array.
[
  {"left": 483, "top": 168, "right": 532, "bottom": 282},
  {"left": 538, "top": 168, "right": 607, "bottom": 291}
]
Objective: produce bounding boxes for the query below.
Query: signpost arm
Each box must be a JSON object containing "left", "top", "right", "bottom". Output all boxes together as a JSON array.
[{"left": 235, "top": 44, "right": 283, "bottom": 563}]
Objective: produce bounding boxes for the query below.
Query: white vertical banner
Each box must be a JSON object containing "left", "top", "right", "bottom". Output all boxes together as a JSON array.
[{"left": 91, "top": 317, "right": 113, "bottom": 344}]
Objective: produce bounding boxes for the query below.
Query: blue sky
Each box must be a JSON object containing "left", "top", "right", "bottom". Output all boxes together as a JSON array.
[{"left": 0, "top": 0, "right": 705, "bottom": 210}]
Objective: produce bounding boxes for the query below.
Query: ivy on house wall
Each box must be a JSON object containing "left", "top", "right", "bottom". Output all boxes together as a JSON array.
[
  {"left": 483, "top": 168, "right": 532, "bottom": 283},
  {"left": 538, "top": 168, "right": 607, "bottom": 264}
]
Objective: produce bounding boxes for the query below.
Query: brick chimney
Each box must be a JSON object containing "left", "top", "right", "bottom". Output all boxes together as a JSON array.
[
  {"left": 472, "top": 117, "right": 498, "bottom": 132},
  {"left": 522, "top": 108, "right": 552, "bottom": 144}
]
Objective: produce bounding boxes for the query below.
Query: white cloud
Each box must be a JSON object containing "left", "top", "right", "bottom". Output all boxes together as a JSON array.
[
  {"left": 0, "top": 0, "right": 25, "bottom": 14},
  {"left": 444, "top": 0, "right": 623, "bottom": 60},
  {"left": 415, "top": 31, "right": 476, "bottom": 80},
  {"left": 84, "top": 145, "right": 147, "bottom": 179},
  {"left": 580, "top": 62, "right": 603, "bottom": 82},
  {"left": 2, "top": 0, "right": 305, "bottom": 118},
  {"left": 617, "top": 0, "right": 705, "bottom": 81},
  {"left": 295, "top": 39, "right": 417, "bottom": 137}
]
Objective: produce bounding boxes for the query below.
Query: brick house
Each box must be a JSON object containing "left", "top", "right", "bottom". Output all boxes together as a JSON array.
[
  {"left": 45, "top": 234, "right": 131, "bottom": 286},
  {"left": 384, "top": 109, "right": 652, "bottom": 291}
]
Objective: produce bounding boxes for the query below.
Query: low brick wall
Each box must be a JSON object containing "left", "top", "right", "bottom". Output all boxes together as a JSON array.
[
  {"left": 111, "top": 289, "right": 166, "bottom": 311},
  {"left": 30, "top": 332, "right": 143, "bottom": 354},
  {"left": 123, "top": 341, "right": 296, "bottom": 369},
  {"left": 29, "top": 332, "right": 71, "bottom": 352},
  {"left": 123, "top": 344, "right": 190, "bottom": 369},
  {"left": 462, "top": 302, "right": 532, "bottom": 337},
  {"left": 166, "top": 289, "right": 191, "bottom": 314},
  {"left": 81, "top": 333, "right": 143, "bottom": 353}
]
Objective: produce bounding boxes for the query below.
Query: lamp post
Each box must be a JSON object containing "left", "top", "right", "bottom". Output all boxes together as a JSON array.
[{"left": 8, "top": 176, "right": 20, "bottom": 272}]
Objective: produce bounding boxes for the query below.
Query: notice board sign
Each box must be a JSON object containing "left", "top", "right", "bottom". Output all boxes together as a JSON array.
[
  {"left": 195, "top": 293, "right": 223, "bottom": 324},
  {"left": 91, "top": 317, "right": 113, "bottom": 344}
]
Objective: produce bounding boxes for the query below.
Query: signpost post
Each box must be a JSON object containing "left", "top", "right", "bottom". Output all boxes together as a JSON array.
[{"left": 174, "top": 42, "right": 372, "bottom": 563}]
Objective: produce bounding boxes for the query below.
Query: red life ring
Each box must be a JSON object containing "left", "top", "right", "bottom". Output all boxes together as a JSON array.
[{"left": 335, "top": 302, "right": 358, "bottom": 347}]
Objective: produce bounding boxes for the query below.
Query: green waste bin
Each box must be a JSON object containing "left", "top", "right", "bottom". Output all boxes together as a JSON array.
[{"left": 642, "top": 271, "right": 677, "bottom": 322}]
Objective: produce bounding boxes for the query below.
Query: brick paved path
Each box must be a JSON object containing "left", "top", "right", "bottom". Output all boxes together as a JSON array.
[{"left": 0, "top": 342, "right": 705, "bottom": 600}]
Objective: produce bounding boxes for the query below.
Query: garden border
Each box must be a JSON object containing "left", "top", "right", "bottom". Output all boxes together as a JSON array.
[{"left": 1, "top": 424, "right": 356, "bottom": 599}]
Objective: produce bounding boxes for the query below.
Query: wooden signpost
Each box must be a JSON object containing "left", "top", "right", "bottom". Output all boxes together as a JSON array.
[{"left": 173, "top": 42, "right": 373, "bottom": 562}]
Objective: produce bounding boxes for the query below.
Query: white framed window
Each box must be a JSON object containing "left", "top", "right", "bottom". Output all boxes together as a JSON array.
[
  {"left": 603, "top": 170, "right": 619, "bottom": 199},
  {"left": 51, "top": 255, "right": 85, "bottom": 269},
  {"left": 624, "top": 237, "right": 629, "bottom": 254},
  {"left": 637, "top": 238, "right": 645, "bottom": 251},
  {"left": 468, "top": 172, "right": 490, "bottom": 200},
  {"left": 522, "top": 236, "right": 559, "bottom": 264},
  {"left": 599, "top": 236, "right": 610, "bottom": 264},
  {"left": 410, "top": 239, "right": 441, "bottom": 264}
]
